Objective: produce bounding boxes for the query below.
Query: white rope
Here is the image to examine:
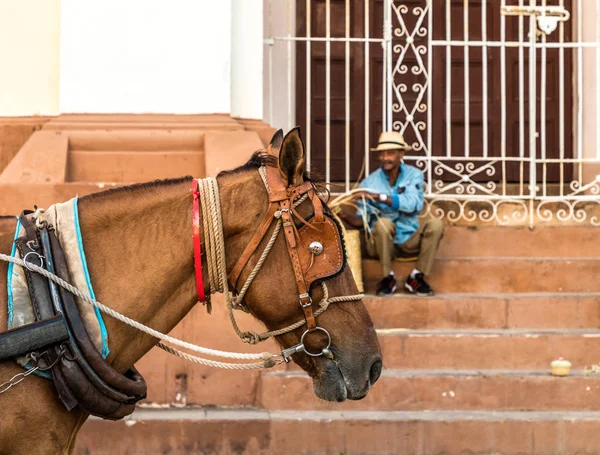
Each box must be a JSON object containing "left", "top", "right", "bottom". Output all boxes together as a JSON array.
[
  {"left": 255, "top": 282, "right": 363, "bottom": 340},
  {"left": 0, "top": 253, "right": 273, "bottom": 362},
  {"left": 0, "top": 251, "right": 360, "bottom": 369},
  {"left": 157, "top": 343, "right": 276, "bottom": 370}
]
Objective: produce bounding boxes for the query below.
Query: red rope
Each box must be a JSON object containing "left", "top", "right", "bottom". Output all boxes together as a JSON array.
[{"left": 191, "top": 179, "right": 205, "bottom": 302}]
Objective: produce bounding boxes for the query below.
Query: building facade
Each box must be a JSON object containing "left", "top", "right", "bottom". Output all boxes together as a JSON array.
[{"left": 3, "top": 0, "right": 600, "bottom": 227}]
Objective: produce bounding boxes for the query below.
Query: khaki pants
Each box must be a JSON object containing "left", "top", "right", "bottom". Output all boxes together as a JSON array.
[{"left": 366, "top": 218, "right": 444, "bottom": 277}]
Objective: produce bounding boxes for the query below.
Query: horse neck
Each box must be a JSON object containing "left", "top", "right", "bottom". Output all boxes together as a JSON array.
[
  {"left": 76, "top": 180, "right": 198, "bottom": 372},
  {"left": 75, "top": 172, "right": 265, "bottom": 373}
]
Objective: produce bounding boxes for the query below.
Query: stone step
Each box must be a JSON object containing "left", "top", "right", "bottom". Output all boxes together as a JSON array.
[
  {"left": 44, "top": 113, "right": 243, "bottom": 131},
  {"left": 284, "top": 329, "right": 600, "bottom": 371},
  {"left": 76, "top": 408, "right": 600, "bottom": 455},
  {"left": 376, "top": 329, "right": 600, "bottom": 370},
  {"left": 363, "top": 293, "right": 600, "bottom": 330},
  {"left": 362, "top": 257, "right": 600, "bottom": 293},
  {"left": 436, "top": 226, "right": 600, "bottom": 258},
  {"left": 259, "top": 370, "right": 600, "bottom": 412},
  {"left": 67, "top": 150, "right": 205, "bottom": 183}
]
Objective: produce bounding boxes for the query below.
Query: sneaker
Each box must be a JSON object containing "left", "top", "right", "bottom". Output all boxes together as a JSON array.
[
  {"left": 404, "top": 273, "right": 434, "bottom": 296},
  {"left": 376, "top": 272, "right": 397, "bottom": 296}
]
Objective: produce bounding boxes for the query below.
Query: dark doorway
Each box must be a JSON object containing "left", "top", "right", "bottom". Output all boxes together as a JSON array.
[{"left": 296, "top": 0, "right": 573, "bottom": 184}]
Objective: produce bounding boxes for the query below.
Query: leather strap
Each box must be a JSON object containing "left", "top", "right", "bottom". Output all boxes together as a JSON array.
[
  {"left": 19, "top": 210, "right": 38, "bottom": 244},
  {"left": 16, "top": 213, "right": 80, "bottom": 410},
  {"left": 269, "top": 181, "right": 313, "bottom": 203},
  {"left": 191, "top": 179, "right": 206, "bottom": 303},
  {"left": 309, "top": 190, "right": 324, "bottom": 222},
  {"left": 229, "top": 203, "right": 278, "bottom": 289},
  {"left": 17, "top": 213, "right": 60, "bottom": 322},
  {"left": 264, "top": 167, "right": 317, "bottom": 331},
  {"left": 229, "top": 172, "right": 314, "bottom": 290},
  {"left": 290, "top": 182, "right": 315, "bottom": 201},
  {"left": 227, "top": 166, "right": 322, "bottom": 331},
  {"left": 278, "top": 198, "right": 316, "bottom": 330}
]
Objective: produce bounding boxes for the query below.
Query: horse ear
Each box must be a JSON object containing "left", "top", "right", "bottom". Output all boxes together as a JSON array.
[
  {"left": 279, "top": 127, "right": 306, "bottom": 187},
  {"left": 267, "top": 129, "right": 284, "bottom": 157}
]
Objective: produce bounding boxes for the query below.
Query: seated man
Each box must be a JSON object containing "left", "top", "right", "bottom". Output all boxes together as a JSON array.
[{"left": 358, "top": 131, "right": 444, "bottom": 296}]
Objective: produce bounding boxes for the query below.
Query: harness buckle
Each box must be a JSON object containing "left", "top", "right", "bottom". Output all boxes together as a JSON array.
[
  {"left": 23, "top": 251, "right": 44, "bottom": 271},
  {"left": 299, "top": 293, "right": 312, "bottom": 308}
]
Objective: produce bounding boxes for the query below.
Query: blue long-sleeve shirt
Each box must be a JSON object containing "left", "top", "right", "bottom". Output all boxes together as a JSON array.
[{"left": 358, "top": 164, "right": 424, "bottom": 245}]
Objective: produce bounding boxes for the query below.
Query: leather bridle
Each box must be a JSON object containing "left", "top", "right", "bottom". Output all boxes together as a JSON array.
[
  {"left": 230, "top": 166, "right": 325, "bottom": 329},
  {"left": 192, "top": 165, "right": 349, "bottom": 361}
]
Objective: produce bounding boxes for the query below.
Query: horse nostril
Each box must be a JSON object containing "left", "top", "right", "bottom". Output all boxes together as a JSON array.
[{"left": 369, "top": 358, "right": 382, "bottom": 385}]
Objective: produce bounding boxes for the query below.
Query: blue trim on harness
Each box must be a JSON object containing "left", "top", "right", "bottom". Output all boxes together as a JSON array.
[
  {"left": 7, "top": 217, "right": 20, "bottom": 327},
  {"left": 73, "top": 198, "right": 110, "bottom": 358}
]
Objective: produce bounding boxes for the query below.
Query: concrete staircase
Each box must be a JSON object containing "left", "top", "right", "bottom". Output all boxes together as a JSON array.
[
  {"left": 256, "top": 225, "right": 600, "bottom": 453},
  {"left": 76, "top": 226, "right": 600, "bottom": 454}
]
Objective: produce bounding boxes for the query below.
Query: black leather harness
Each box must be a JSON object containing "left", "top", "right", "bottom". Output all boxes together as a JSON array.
[{"left": 0, "top": 211, "right": 146, "bottom": 420}]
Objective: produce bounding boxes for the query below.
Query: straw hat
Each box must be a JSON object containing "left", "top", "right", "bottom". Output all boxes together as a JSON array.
[{"left": 370, "top": 131, "right": 412, "bottom": 152}]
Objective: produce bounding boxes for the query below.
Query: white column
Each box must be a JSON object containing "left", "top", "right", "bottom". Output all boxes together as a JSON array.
[
  {"left": 0, "top": 0, "right": 60, "bottom": 116},
  {"left": 231, "top": 0, "right": 264, "bottom": 119},
  {"left": 263, "top": 0, "right": 295, "bottom": 129},
  {"left": 60, "top": 0, "right": 231, "bottom": 114}
]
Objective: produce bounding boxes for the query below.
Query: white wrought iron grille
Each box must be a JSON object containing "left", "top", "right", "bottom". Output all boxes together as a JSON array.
[{"left": 264, "top": 0, "right": 600, "bottom": 226}]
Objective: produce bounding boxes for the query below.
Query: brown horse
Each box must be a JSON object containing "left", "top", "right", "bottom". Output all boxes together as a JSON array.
[{"left": 0, "top": 129, "right": 381, "bottom": 454}]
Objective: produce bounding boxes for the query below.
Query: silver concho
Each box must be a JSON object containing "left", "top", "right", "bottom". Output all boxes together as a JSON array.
[{"left": 308, "top": 241, "right": 324, "bottom": 256}]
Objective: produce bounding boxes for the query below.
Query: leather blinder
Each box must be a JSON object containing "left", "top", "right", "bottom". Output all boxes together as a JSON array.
[{"left": 296, "top": 215, "right": 344, "bottom": 288}]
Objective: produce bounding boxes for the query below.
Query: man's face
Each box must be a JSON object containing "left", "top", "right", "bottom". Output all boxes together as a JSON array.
[{"left": 378, "top": 149, "right": 404, "bottom": 172}]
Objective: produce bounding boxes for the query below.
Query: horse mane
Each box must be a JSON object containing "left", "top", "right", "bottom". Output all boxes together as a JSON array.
[
  {"left": 217, "top": 151, "right": 278, "bottom": 177},
  {"left": 218, "top": 151, "right": 316, "bottom": 188},
  {"left": 218, "top": 151, "right": 328, "bottom": 206},
  {"left": 79, "top": 176, "right": 193, "bottom": 202},
  {"left": 80, "top": 150, "right": 318, "bottom": 202}
]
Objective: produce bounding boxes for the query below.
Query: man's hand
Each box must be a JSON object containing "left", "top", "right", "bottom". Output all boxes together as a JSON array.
[
  {"left": 336, "top": 203, "right": 364, "bottom": 229},
  {"left": 378, "top": 194, "right": 393, "bottom": 207}
]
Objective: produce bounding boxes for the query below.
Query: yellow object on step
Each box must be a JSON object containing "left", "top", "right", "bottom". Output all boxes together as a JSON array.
[{"left": 551, "top": 358, "right": 572, "bottom": 376}]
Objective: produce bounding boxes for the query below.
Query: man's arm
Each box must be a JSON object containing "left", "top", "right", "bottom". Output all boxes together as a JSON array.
[
  {"left": 336, "top": 203, "right": 364, "bottom": 229},
  {"left": 357, "top": 177, "right": 380, "bottom": 217}
]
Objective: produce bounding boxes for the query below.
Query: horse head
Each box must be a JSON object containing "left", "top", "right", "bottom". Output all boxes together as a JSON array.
[{"left": 218, "top": 128, "right": 382, "bottom": 401}]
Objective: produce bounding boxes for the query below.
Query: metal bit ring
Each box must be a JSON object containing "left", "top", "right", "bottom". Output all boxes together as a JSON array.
[
  {"left": 23, "top": 251, "right": 44, "bottom": 271},
  {"left": 300, "top": 327, "right": 332, "bottom": 357}
]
